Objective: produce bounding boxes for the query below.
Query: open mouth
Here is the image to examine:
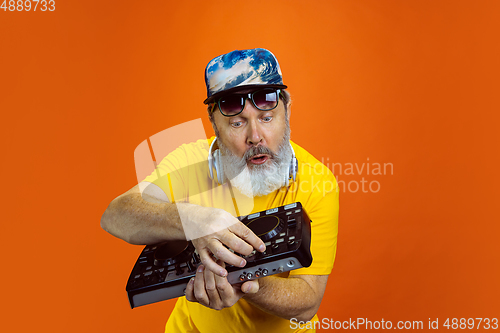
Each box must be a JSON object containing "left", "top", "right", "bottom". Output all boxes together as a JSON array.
[{"left": 249, "top": 154, "right": 269, "bottom": 165}]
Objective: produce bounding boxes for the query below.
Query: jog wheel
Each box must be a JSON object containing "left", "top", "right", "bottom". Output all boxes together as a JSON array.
[
  {"left": 245, "top": 215, "right": 284, "bottom": 241},
  {"left": 153, "top": 240, "right": 191, "bottom": 267}
]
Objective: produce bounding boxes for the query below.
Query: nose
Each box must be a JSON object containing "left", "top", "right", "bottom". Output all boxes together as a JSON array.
[
  {"left": 247, "top": 120, "right": 262, "bottom": 146},
  {"left": 242, "top": 98, "right": 263, "bottom": 146}
]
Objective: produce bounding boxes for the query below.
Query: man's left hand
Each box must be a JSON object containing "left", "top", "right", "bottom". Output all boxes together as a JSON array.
[{"left": 185, "top": 260, "right": 259, "bottom": 310}]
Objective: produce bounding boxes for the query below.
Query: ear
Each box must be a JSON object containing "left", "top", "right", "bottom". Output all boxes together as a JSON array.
[
  {"left": 207, "top": 104, "right": 215, "bottom": 121},
  {"left": 208, "top": 104, "right": 220, "bottom": 135}
]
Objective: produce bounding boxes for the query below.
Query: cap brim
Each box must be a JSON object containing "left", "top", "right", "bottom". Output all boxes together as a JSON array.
[{"left": 203, "top": 84, "right": 288, "bottom": 104}]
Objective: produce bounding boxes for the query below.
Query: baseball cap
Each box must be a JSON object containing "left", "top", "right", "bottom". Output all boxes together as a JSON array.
[{"left": 203, "top": 48, "right": 287, "bottom": 104}]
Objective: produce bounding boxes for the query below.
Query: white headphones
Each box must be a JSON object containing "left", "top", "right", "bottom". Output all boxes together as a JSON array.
[{"left": 208, "top": 137, "right": 298, "bottom": 187}]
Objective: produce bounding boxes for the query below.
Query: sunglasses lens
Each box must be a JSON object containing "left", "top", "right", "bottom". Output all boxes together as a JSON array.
[
  {"left": 218, "top": 89, "right": 280, "bottom": 116},
  {"left": 253, "top": 90, "right": 278, "bottom": 110},
  {"left": 219, "top": 95, "right": 244, "bottom": 115}
]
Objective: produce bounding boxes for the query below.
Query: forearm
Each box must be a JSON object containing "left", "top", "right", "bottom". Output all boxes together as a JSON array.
[
  {"left": 100, "top": 189, "right": 185, "bottom": 245},
  {"left": 243, "top": 275, "right": 327, "bottom": 322}
]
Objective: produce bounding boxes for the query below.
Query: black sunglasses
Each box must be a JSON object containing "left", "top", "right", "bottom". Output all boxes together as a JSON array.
[{"left": 215, "top": 88, "right": 282, "bottom": 117}]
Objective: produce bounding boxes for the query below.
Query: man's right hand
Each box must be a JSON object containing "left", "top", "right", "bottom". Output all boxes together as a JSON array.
[
  {"left": 177, "top": 204, "right": 266, "bottom": 277},
  {"left": 101, "top": 183, "right": 265, "bottom": 277}
]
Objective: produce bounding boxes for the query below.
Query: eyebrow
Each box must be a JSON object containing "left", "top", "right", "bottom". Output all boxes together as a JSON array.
[{"left": 229, "top": 108, "right": 277, "bottom": 118}]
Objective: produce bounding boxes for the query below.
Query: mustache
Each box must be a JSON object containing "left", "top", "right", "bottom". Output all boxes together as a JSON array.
[{"left": 243, "top": 145, "right": 275, "bottom": 160}]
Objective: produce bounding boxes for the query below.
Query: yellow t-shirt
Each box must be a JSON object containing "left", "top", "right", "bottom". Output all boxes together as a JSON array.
[{"left": 144, "top": 137, "right": 339, "bottom": 333}]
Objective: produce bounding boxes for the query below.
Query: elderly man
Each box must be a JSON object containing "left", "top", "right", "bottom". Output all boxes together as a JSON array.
[{"left": 101, "top": 48, "right": 339, "bottom": 332}]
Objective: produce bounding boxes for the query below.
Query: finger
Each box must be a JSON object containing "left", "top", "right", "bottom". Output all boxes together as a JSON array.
[
  {"left": 219, "top": 232, "right": 254, "bottom": 256},
  {"left": 204, "top": 264, "right": 222, "bottom": 310},
  {"left": 214, "top": 261, "right": 236, "bottom": 305},
  {"left": 193, "top": 265, "right": 209, "bottom": 306},
  {"left": 207, "top": 240, "right": 247, "bottom": 269},
  {"left": 241, "top": 280, "right": 260, "bottom": 294},
  {"left": 197, "top": 247, "right": 228, "bottom": 277},
  {"left": 185, "top": 277, "right": 196, "bottom": 302},
  {"left": 228, "top": 223, "right": 266, "bottom": 253}
]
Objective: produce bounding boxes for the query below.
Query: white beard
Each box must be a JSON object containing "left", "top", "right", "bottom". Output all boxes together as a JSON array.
[{"left": 218, "top": 134, "right": 292, "bottom": 197}]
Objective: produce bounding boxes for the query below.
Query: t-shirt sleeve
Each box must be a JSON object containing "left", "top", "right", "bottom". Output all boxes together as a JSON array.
[
  {"left": 144, "top": 140, "right": 208, "bottom": 203},
  {"left": 142, "top": 152, "right": 176, "bottom": 203}
]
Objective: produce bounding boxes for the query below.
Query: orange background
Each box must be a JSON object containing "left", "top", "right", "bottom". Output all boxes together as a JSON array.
[{"left": 1, "top": 0, "right": 499, "bottom": 331}]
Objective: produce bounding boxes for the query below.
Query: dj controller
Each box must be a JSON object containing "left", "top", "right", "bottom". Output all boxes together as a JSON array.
[{"left": 126, "top": 202, "right": 312, "bottom": 308}]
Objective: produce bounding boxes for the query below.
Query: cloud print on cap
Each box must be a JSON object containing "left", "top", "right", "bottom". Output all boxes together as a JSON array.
[{"left": 205, "top": 48, "right": 284, "bottom": 99}]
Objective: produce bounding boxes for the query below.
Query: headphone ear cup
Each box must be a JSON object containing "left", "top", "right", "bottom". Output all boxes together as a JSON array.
[
  {"left": 285, "top": 142, "right": 298, "bottom": 186},
  {"left": 291, "top": 156, "right": 298, "bottom": 182},
  {"left": 213, "top": 149, "right": 224, "bottom": 185},
  {"left": 208, "top": 137, "right": 217, "bottom": 181},
  {"left": 285, "top": 156, "right": 297, "bottom": 187},
  {"left": 208, "top": 153, "right": 214, "bottom": 180}
]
